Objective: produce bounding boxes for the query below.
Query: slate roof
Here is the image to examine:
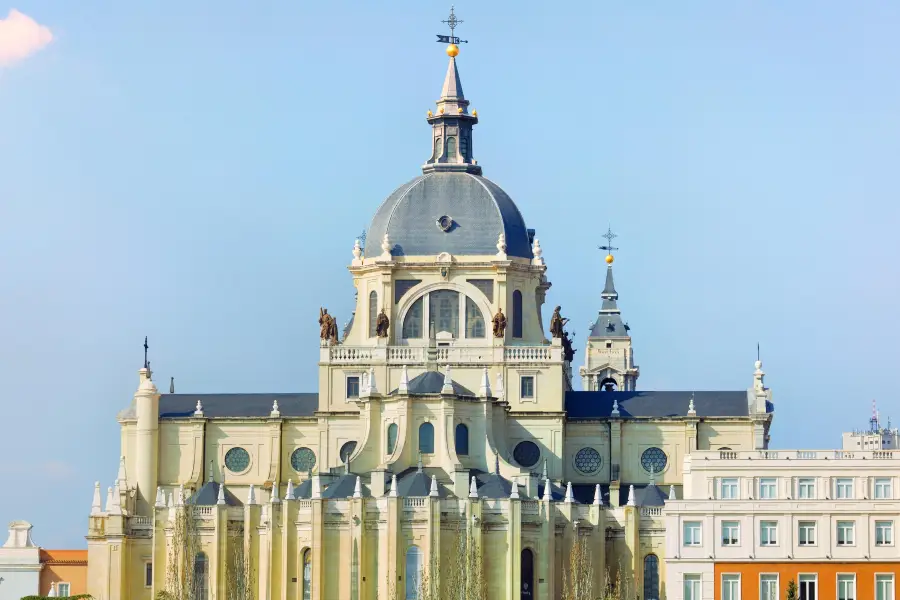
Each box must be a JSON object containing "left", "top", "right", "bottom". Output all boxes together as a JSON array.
[
  {"left": 292, "top": 478, "right": 315, "bottom": 500},
  {"left": 568, "top": 483, "right": 682, "bottom": 506},
  {"left": 565, "top": 391, "right": 753, "bottom": 419},
  {"left": 187, "top": 481, "right": 242, "bottom": 507},
  {"left": 391, "top": 371, "right": 475, "bottom": 396},
  {"left": 321, "top": 473, "right": 369, "bottom": 499},
  {"left": 364, "top": 172, "right": 533, "bottom": 259},
  {"left": 393, "top": 466, "right": 448, "bottom": 498},
  {"left": 156, "top": 393, "right": 318, "bottom": 419}
]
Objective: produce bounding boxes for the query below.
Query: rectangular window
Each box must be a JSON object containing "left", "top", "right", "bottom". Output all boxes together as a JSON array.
[
  {"left": 837, "top": 520, "right": 855, "bottom": 546},
  {"left": 837, "top": 574, "right": 856, "bottom": 600},
  {"left": 346, "top": 376, "right": 360, "bottom": 399},
  {"left": 760, "top": 521, "right": 778, "bottom": 546},
  {"left": 798, "top": 521, "right": 817, "bottom": 546},
  {"left": 721, "top": 478, "right": 739, "bottom": 499},
  {"left": 877, "top": 575, "right": 894, "bottom": 600},
  {"left": 875, "top": 478, "right": 892, "bottom": 499},
  {"left": 520, "top": 376, "right": 535, "bottom": 399},
  {"left": 684, "top": 574, "right": 701, "bottom": 600},
  {"left": 798, "top": 478, "right": 816, "bottom": 499},
  {"left": 836, "top": 478, "right": 854, "bottom": 499},
  {"left": 760, "top": 574, "right": 778, "bottom": 600},
  {"left": 145, "top": 561, "right": 153, "bottom": 587},
  {"left": 683, "top": 521, "right": 702, "bottom": 546},
  {"left": 876, "top": 521, "right": 894, "bottom": 546},
  {"left": 799, "top": 574, "right": 817, "bottom": 600},
  {"left": 722, "top": 520, "right": 740, "bottom": 546},
  {"left": 759, "top": 478, "right": 777, "bottom": 499},
  {"left": 57, "top": 583, "right": 71, "bottom": 597},
  {"left": 722, "top": 574, "right": 740, "bottom": 600}
]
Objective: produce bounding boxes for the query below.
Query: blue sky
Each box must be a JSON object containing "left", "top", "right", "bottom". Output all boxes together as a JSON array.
[{"left": 1, "top": 1, "right": 898, "bottom": 548}]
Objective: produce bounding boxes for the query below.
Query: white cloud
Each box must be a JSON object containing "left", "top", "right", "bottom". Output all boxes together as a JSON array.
[{"left": 0, "top": 9, "right": 53, "bottom": 67}]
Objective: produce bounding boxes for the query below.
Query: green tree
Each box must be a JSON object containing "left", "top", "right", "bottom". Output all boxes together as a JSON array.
[{"left": 786, "top": 579, "right": 798, "bottom": 600}]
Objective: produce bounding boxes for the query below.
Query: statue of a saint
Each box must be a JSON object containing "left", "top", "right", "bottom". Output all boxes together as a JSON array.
[
  {"left": 319, "top": 308, "right": 339, "bottom": 345},
  {"left": 549, "top": 305, "right": 568, "bottom": 339},
  {"left": 561, "top": 330, "right": 576, "bottom": 362},
  {"left": 492, "top": 308, "right": 507, "bottom": 338},
  {"left": 375, "top": 308, "right": 390, "bottom": 338}
]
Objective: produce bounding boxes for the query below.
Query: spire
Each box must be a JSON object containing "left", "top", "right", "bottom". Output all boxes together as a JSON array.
[
  {"left": 154, "top": 486, "right": 165, "bottom": 509},
  {"left": 430, "top": 475, "right": 439, "bottom": 497},
  {"left": 668, "top": 485, "right": 676, "bottom": 501},
  {"left": 510, "top": 478, "right": 520, "bottom": 500},
  {"left": 590, "top": 227, "right": 631, "bottom": 339},
  {"left": 91, "top": 482, "right": 103, "bottom": 515},
  {"left": 542, "top": 477, "right": 552, "bottom": 502},
  {"left": 564, "top": 481, "right": 574, "bottom": 504},
  {"left": 117, "top": 456, "right": 128, "bottom": 486},
  {"left": 593, "top": 484, "right": 602, "bottom": 506},
  {"left": 478, "top": 367, "right": 491, "bottom": 398},
  {"left": 626, "top": 484, "right": 636, "bottom": 506},
  {"left": 389, "top": 474, "right": 399, "bottom": 498},
  {"left": 469, "top": 476, "right": 479, "bottom": 498},
  {"left": 601, "top": 265, "right": 619, "bottom": 312},
  {"left": 353, "top": 476, "right": 362, "bottom": 499},
  {"left": 105, "top": 486, "right": 114, "bottom": 513},
  {"left": 217, "top": 483, "right": 226, "bottom": 505},
  {"left": 441, "top": 365, "right": 454, "bottom": 395},
  {"left": 271, "top": 482, "right": 280, "bottom": 504},
  {"left": 285, "top": 479, "right": 295, "bottom": 501}
]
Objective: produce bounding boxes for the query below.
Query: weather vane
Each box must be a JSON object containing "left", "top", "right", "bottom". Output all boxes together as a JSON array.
[
  {"left": 599, "top": 226, "right": 619, "bottom": 254},
  {"left": 436, "top": 5, "right": 468, "bottom": 45}
]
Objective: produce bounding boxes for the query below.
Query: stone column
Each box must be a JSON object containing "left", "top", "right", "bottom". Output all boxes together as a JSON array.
[
  {"left": 506, "top": 498, "right": 522, "bottom": 600},
  {"left": 135, "top": 368, "right": 160, "bottom": 516}
]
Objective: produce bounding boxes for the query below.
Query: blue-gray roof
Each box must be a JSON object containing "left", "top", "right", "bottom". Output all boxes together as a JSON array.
[
  {"left": 364, "top": 172, "right": 533, "bottom": 259},
  {"left": 566, "top": 391, "right": 753, "bottom": 419},
  {"left": 158, "top": 393, "right": 318, "bottom": 418},
  {"left": 390, "top": 371, "right": 475, "bottom": 396},
  {"left": 187, "top": 481, "right": 242, "bottom": 507}
]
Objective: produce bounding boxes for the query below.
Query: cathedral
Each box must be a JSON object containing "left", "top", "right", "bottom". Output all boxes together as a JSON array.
[{"left": 84, "top": 26, "right": 774, "bottom": 600}]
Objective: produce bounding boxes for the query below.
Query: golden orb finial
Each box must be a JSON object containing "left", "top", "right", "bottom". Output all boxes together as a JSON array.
[
  {"left": 472, "top": 109, "right": 478, "bottom": 117},
  {"left": 427, "top": 110, "right": 433, "bottom": 118},
  {"left": 457, "top": 107, "right": 463, "bottom": 114},
  {"left": 606, "top": 254, "right": 614, "bottom": 264},
  {"left": 446, "top": 43, "right": 459, "bottom": 57}
]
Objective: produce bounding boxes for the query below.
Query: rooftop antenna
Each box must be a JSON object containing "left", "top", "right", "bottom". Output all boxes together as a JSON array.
[
  {"left": 437, "top": 5, "right": 468, "bottom": 45},
  {"left": 871, "top": 399, "right": 879, "bottom": 432}
]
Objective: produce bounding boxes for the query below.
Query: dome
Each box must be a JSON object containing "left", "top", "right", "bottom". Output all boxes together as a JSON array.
[{"left": 364, "top": 171, "right": 533, "bottom": 259}]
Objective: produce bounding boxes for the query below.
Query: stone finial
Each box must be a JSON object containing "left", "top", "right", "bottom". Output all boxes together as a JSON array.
[
  {"left": 496, "top": 232, "right": 507, "bottom": 258},
  {"left": 441, "top": 365, "right": 454, "bottom": 395},
  {"left": 154, "top": 486, "right": 165, "bottom": 509},
  {"left": 611, "top": 398, "right": 620, "bottom": 416},
  {"left": 542, "top": 477, "right": 552, "bottom": 502},
  {"left": 117, "top": 456, "right": 128, "bottom": 483},
  {"left": 542, "top": 459, "right": 548, "bottom": 481},
  {"left": 104, "top": 486, "right": 114, "bottom": 513},
  {"left": 367, "top": 367, "right": 378, "bottom": 395},
  {"left": 417, "top": 454, "right": 423, "bottom": 473},
  {"left": 495, "top": 372, "right": 505, "bottom": 401},
  {"left": 176, "top": 484, "right": 185, "bottom": 507},
  {"left": 510, "top": 479, "right": 520, "bottom": 500},
  {"left": 353, "top": 476, "right": 362, "bottom": 499},
  {"left": 389, "top": 474, "right": 399, "bottom": 498},
  {"left": 687, "top": 392, "right": 696, "bottom": 416},
  {"left": 311, "top": 476, "right": 322, "bottom": 500},
  {"left": 194, "top": 400, "right": 204, "bottom": 417},
  {"left": 110, "top": 481, "right": 122, "bottom": 514},
  {"left": 429, "top": 475, "right": 439, "bottom": 497},
  {"left": 169, "top": 376, "right": 175, "bottom": 393},
  {"left": 399, "top": 364, "right": 410, "bottom": 394},
  {"left": 593, "top": 484, "right": 602, "bottom": 506},
  {"left": 478, "top": 367, "right": 491, "bottom": 398},
  {"left": 532, "top": 237, "right": 544, "bottom": 266},
  {"left": 247, "top": 484, "right": 257, "bottom": 505},
  {"left": 469, "top": 476, "right": 479, "bottom": 498},
  {"left": 91, "top": 482, "right": 103, "bottom": 515},
  {"left": 352, "top": 238, "right": 362, "bottom": 262},
  {"left": 668, "top": 485, "right": 676, "bottom": 501},
  {"left": 270, "top": 400, "right": 280, "bottom": 418},
  {"left": 285, "top": 479, "right": 295, "bottom": 501},
  {"left": 380, "top": 233, "right": 392, "bottom": 260},
  {"left": 564, "top": 481, "right": 574, "bottom": 504},
  {"left": 217, "top": 483, "right": 226, "bottom": 505},
  {"left": 626, "top": 484, "right": 636, "bottom": 506},
  {"left": 270, "top": 482, "right": 280, "bottom": 504}
]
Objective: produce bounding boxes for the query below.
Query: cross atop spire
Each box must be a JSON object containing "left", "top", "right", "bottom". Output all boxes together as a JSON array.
[
  {"left": 143, "top": 336, "right": 149, "bottom": 369},
  {"left": 437, "top": 6, "right": 468, "bottom": 46}
]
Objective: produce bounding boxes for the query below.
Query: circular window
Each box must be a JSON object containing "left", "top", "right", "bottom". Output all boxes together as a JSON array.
[
  {"left": 290, "top": 447, "right": 316, "bottom": 473},
  {"left": 640, "top": 447, "right": 668, "bottom": 473},
  {"left": 436, "top": 215, "right": 453, "bottom": 232},
  {"left": 340, "top": 441, "right": 358, "bottom": 464},
  {"left": 513, "top": 441, "right": 541, "bottom": 468},
  {"left": 574, "top": 447, "right": 602, "bottom": 474},
  {"left": 224, "top": 447, "right": 250, "bottom": 473}
]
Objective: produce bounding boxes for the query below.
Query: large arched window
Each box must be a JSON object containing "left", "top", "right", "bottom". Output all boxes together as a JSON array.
[
  {"left": 521, "top": 548, "right": 534, "bottom": 599},
  {"left": 405, "top": 545, "right": 423, "bottom": 600},
  {"left": 455, "top": 423, "right": 469, "bottom": 455},
  {"left": 419, "top": 422, "right": 434, "bottom": 454},
  {"left": 368, "top": 291, "right": 378, "bottom": 338},
  {"left": 193, "top": 552, "right": 209, "bottom": 600},
  {"left": 446, "top": 136, "right": 457, "bottom": 159},
  {"left": 465, "top": 297, "right": 485, "bottom": 338},
  {"left": 301, "top": 548, "right": 312, "bottom": 600},
  {"left": 429, "top": 290, "right": 460, "bottom": 337},
  {"left": 512, "top": 290, "right": 523, "bottom": 338},
  {"left": 387, "top": 423, "right": 398, "bottom": 455},
  {"left": 643, "top": 554, "right": 659, "bottom": 600},
  {"left": 402, "top": 297, "right": 424, "bottom": 339}
]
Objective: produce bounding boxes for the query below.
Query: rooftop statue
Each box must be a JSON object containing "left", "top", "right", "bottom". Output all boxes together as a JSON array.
[
  {"left": 319, "top": 308, "right": 338, "bottom": 345},
  {"left": 492, "top": 307, "right": 507, "bottom": 338},
  {"left": 549, "top": 305, "right": 568, "bottom": 339},
  {"left": 375, "top": 308, "right": 390, "bottom": 338}
]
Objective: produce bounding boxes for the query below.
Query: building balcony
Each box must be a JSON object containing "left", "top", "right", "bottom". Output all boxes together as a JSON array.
[{"left": 320, "top": 344, "right": 563, "bottom": 366}]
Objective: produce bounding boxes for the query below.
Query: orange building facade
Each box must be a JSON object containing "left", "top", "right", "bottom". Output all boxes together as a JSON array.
[
  {"left": 40, "top": 549, "right": 89, "bottom": 597},
  {"left": 714, "top": 563, "right": 899, "bottom": 599}
]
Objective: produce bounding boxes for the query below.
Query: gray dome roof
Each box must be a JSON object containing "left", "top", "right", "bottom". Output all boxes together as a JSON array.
[{"left": 365, "top": 172, "right": 533, "bottom": 259}]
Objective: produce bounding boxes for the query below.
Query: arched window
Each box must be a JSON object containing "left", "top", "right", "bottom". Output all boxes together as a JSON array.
[
  {"left": 419, "top": 422, "right": 434, "bottom": 454},
  {"left": 643, "top": 554, "right": 659, "bottom": 600},
  {"left": 193, "top": 552, "right": 209, "bottom": 600},
  {"left": 405, "top": 545, "right": 423, "bottom": 600},
  {"left": 521, "top": 548, "right": 534, "bottom": 599},
  {"left": 465, "top": 296, "right": 485, "bottom": 338},
  {"left": 402, "top": 297, "right": 424, "bottom": 339},
  {"left": 433, "top": 137, "right": 442, "bottom": 160},
  {"left": 446, "top": 136, "right": 457, "bottom": 159},
  {"left": 301, "top": 548, "right": 312, "bottom": 600},
  {"left": 600, "top": 377, "right": 618, "bottom": 392},
  {"left": 460, "top": 135, "right": 468, "bottom": 159},
  {"left": 429, "top": 290, "right": 459, "bottom": 337},
  {"left": 368, "top": 291, "right": 378, "bottom": 338},
  {"left": 455, "top": 423, "right": 469, "bottom": 455},
  {"left": 387, "top": 423, "right": 398, "bottom": 455},
  {"left": 512, "top": 290, "right": 523, "bottom": 338}
]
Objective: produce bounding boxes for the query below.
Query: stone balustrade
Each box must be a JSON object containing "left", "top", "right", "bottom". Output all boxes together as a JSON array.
[{"left": 322, "top": 344, "right": 562, "bottom": 365}]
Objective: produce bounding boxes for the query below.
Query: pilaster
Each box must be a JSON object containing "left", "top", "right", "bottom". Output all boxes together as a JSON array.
[
  {"left": 537, "top": 499, "right": 555, "bottom": 599},
  {"left": 506, "top": 498, "right": 522, "bottom": 600}
]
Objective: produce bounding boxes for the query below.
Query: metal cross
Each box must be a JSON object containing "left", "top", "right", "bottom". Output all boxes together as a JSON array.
[
  {"left": 598, "top": 226, "right": 619, "bottom": 254},
  {"left": 359, "top": 229, "right": 367, "bottom": 250},
  {"left": 143, "top": 336, "right": 149, "bottom": 369},
  {"left": 437, "top": 5, "right": 468, "bottom": 45}
]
